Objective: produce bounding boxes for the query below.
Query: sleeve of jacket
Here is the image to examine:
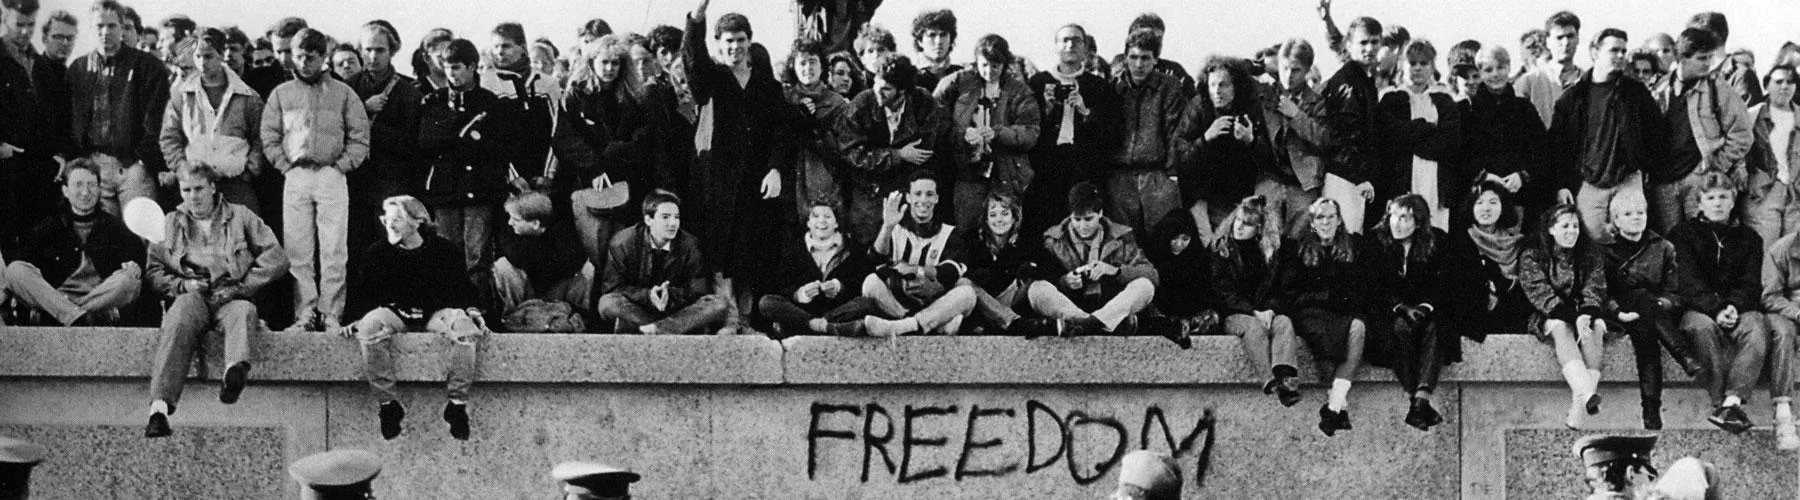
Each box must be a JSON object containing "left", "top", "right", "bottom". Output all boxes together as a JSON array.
[
  {"left": 838, "top": 98, "right": 906, "bottom": 173},
  {"left": 368, "top": 85, "right": 420, "bottom": 167},
  {"left": 242, "top": 93, "right": 268, "bottom": 176},
  {"left": 1286, "top": 91, "right": 1335, "bottom": 148},
  {"left": 260, "top": 88, "right": 291, "bottom": 172},
  {"left": 1577, "top": 249, "right": 1608, "bottom": 318},
  {"left": 135, "top": 64, "right": 172, "bottom": 174},
  {"left": 235, "top": 209, "right": 290, "bottom": 298},
  {"left": 1415, "top": 96, "right": 1464, "bottom": 162},
  {"left": 1076, "top": 82, "right": 1125, "bottom": 156},
  {"left": 1671, "top": 226, "right": 1726, "bottom": 314},
  {"left": 602, "top": 239, "right": 652, "bottom": 304},
  {"left": 1709, "top": 78, "right": 1754, "bottom": 178},
  {"left": 933, "top": 227, "right": 970, "bottom": 286},
  {"left": 1633, "top": 83, "right": 1671, "bottom": 184},
  {"left": 671, "top": 240, "right": 708, "bottom": 306},
  {"left": 1211, "top": 251, "right": 1253, "bottom": 316},
  {"left": 1764, "top": 242, "right": 1800, "bottom": 320},
  {"left": 67, "top": 64, "right": 91, "bottom": 152},
  {"left": 1170, "top": 95, "right": 1205, "bottom": 167},
  {"left": 1323, "top": 79, "right": 1379, "bottom": 184},
  {"left": 158, "top": 92, "right": 189, "bottom": 172},
  {"left": 1520, "top": 247, "right": 1574, "bottom": 321},
  {"left": 1727, "top": 231, "right": 1766, "bottom": 312},
  {"left": 681, "top": 14, "right": 719, "bottom": 105},
  {"left": 995, "top": 87, "right": 1041, "bottom": 152},
  {"left": 145, "top": 239, "right": 183, "bottom": 299},
  {"left": 335, "top": 88, "right": 372, "bottom": 173},
  {"left": 1158, "top": 84, "right": 1186, "bottom": 173},
  {"left": 1109, "top": 235, "right": 1159, "bottom": 288},
  {"left": 1546, "top": 90, "right": 1582, "bottom": 193}
]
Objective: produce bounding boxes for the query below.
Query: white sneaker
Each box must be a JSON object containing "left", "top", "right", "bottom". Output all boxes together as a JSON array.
[
  {"left": 1566, "top": 393, "right": 1589, "bottom": 430},
  {"left": 1778, "top": 414, "right": 1799, "bottom": 451}
]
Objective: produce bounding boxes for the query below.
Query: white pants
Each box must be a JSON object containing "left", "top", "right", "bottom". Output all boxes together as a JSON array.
[
  {"left": 1322, "top": 173, "right": 1369, "bottom": 234},
  {"left": 283, "top": 166, "right": 349, "bottom": 323}
]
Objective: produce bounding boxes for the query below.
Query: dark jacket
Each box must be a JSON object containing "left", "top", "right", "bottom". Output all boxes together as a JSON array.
[
  {"left": 940, "top": 71, "right": 1040, "bottom": 188},
  {"left": 643, "top": 79, "right": 695, "bottom": 194},
  {"left": 1026, "top": 70, "right": 1124, "bottom": 175},
  {"left": 1459, "top": 85, "right": 1548, "bottom": 207},
  {"left": 1147, "top": 209, "right": 1216, "bottom": 316},
  {"left": 1365, "top": 227, "right": 1452, "bottom": 314},
  {"left": 959, "top": 227, "right": 1058, "bottom": 294},
  {"left": 243, "top": 65, "right": 289, "bottom": 98},
  {"left": 0, "top": 44, "right": 72, "bottom": 159},
  {"left": 488, "top": 222, "right": 587, "bottom": 295},
  {"left": 1173, "top": 93, "right": 1273, "bottom": 208},
  {"left": 1319, "top": 60, "right": 1382, "bottom": 184},
  {"left": 840, "top": 86, "right": 947, "bottom": 192},
  {"left": 1271, "top": 234, "right": 1365, "bottom": 315},
  {"left": 1548, "top": 70, "right": 1667, "bottom": 190},
  {"left": 1207, "top": 234, "right": 1273, "bottom": 317},
  {"left": 555, "top": 80, "right": 650, "bottom": 197},
  {"left": 1111, "top": 70, "right": 1185, "bottom": 173},
  {"left": 348, "top": 70, "right": 423, "bottom": 206},
  {"left": 1444, "top": 225, "right": 1527, "bottom": 338},
  {"left": 346, "top": 233, "right": 480, "bottom": 320},
  {"left": 417, "top": 86, "right": 510, "bottom": 206},
  {"left": 771, "top": 234, "right": 874, "bottom": 308},
  {"left": 1376, "top": 88, "right": 1464, "bottom": 205},
  {"left": 1668, "top": 219, "right": 1764, "bottom": 315},
  {"left": 1107, "top": 56, "right": 1196, "bottom": 96},
  {"left": 1600, "top": 231, "right": 1682, "bottom": 312},
  {"left": 14, "top": 210, "right": 145, "bottom": 286},
  {"left": 602, "top": 224, "right": 709, "bottom": 307},
  {"left": 1519, "top": 244, "right": 1608, "bottom": 329},
  {"left": 681, "top": 20, "right": 793, "bottom": 282},
  {"left": 67, "top": 47, "right": 171, "bottom": 172}
]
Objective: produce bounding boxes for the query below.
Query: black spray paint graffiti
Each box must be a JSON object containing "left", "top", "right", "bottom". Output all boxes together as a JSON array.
[{"left": 807, "top": 401, "right": 1217, "bottom": 487}]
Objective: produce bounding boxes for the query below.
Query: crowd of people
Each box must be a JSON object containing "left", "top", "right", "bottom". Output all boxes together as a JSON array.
[{"left": 0, "top": 0, "right": 1796, "bottom": 450}]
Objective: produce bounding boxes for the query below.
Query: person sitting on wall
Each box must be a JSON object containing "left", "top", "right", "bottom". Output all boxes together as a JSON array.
[
  {"left": 1027, "top": 181, "right": 1179, "bottom": 343},
  {"left": 2, "top": 158, "right": 145, "bottom": 326},
  {"left": 757, "top": 200, "right": 878, "bottom": 338},
  {"left": 596, "top": 189, "right": 729, "bottom": 335},
  {"left": 959, "top": 191, "right": 1061, "bottom": 335},
  {"left": 486, "top": 191, "right": 591, "bottom": 319},
  {"left": 143, "top": 162, "right": 288, "bottom": 438},
  {"left": 858, "top": 169, "right": 978, "bottom": 336},
  {"left": 340, "top": 195, "right": 488, "bottom": 441}
]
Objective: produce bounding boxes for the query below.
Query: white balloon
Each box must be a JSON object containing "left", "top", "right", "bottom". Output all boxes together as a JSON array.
[{"left": 123, "top": 198, "right": 167, "bottom": 244}]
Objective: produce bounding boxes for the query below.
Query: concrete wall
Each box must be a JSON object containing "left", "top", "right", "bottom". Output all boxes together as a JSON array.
[{"left": 0, "top": 327, "right": 1794, "bottom": 499}]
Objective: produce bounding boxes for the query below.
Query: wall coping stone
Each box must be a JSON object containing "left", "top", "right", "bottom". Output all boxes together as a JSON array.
[{"left": 0, "top": 327, "right": 1692, "bottom": 385}]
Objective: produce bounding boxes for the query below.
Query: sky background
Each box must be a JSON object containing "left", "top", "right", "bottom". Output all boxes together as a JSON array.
[{"left": 32, "top": 0, "right": 1800, "bottom": 78}]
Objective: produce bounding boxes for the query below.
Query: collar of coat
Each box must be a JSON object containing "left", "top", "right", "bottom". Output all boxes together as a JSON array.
[{"left": 176, "top": 67, "right": 257, "bottom": 97}]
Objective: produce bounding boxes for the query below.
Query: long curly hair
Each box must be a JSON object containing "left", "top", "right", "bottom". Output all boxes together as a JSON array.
[
  {"left": 571, "top": 34, "right": 643, "bottom": 101},
  {"left": 1210, "top": 195, "right": 1267, "bottom": 261},
  {"left": 1374, "top": 193, "right": 1439, "bottom": 266}
]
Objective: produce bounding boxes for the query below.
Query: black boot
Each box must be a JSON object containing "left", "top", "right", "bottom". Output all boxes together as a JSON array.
[
  {"left": 444, "top": 401, "right": 471, "bottom": 440},
  {"left": 144, "top": 412, "right": 172, "bottom": 438},
  {"left": 1641, "top": 398, "right": 1663, "bottom": 431},
  {"left": 219, "top": 362, "right": 250, "bottom": 404},
  {"left": 1317, "top": 404, "right": 1352, "bottom": 436},
  {"left": 1404, "top": 398, "right": 1443, "bottom": 431},
  {"left": 379, "top": 400, "right": 406, "bottom": 440}
]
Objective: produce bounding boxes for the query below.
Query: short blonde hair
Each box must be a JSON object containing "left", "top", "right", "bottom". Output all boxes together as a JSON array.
[{"left": 381, "top": 195, "right": 435, "bottom": 232}]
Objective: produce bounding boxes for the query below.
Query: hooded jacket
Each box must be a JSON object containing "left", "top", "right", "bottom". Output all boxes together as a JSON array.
[{"left": 161, "top": 71, "right": 266, "bottom": 179}]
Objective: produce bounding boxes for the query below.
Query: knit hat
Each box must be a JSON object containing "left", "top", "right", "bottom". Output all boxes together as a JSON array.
[{"left": 1118, "top": 450, "right": 1180, "bottom": 499}]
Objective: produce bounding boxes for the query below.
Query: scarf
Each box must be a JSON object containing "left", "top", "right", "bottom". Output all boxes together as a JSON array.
[
  {"left": 1468, "top": 225, "right": 1523, "bottom": 280},
  {"left": 1051, "top": 65, "right": 1083, "bottom": 145},
  {"left": 805, "top": 231, "right": 843, "bottom": 272}
]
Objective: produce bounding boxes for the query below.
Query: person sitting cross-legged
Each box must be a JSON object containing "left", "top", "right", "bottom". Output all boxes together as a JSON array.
[
  {"left": 142, "top": 162, "right": 288, "bottom": 438},
  {"left": 487, "top": 191, "right": 591, "bottom": 318},
  {"left": 339, "top": 195, "right": 489, "bottom": 441},
  {"left": 756, "top": 201, "right": 878, "bottom": 338},
  {"left": 858, "top": 170, "right": 978, "bottom": 336},
  {"left": 596, "top": 189, "right": 729, "bottom": 335},
  {"left": 1027, "top": 181, "right": 1179, "bottom": 343},
  {"left": 2, "top": 158, "right": 145, "bottom": 326}
]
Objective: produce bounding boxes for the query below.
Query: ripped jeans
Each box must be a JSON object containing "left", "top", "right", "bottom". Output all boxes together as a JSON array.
[{"left": 352, "top": 307, "right": 486, "bottom": 402}]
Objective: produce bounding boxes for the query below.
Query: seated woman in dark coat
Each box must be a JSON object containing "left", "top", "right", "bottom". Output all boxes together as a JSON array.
[
  {"left": 1148, "top": 206, "right": 1221, "bottom": 335},
  {"left": 960, "top": 191, "right": 1059, "bottom": 335},
  {"left": 1445, "top": 180, "right": 1531, "bottom": 336},
  {"left": 1364, "top": 194, "right": 1454, "bottom": 432},
  {"left": 756, "top": 201, "right": 877, "bottom": 338},
  {"left": 1519, "top": 203, "right": 1611, "bottom": 430},
  {"left": 1272, "top": 197, "right": 1368, "bottom": 436}
]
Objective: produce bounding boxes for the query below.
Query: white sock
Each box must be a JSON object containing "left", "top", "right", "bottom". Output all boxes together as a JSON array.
[
  {"left": 1776, "top": 401, "right": 1793, "bottom": 421},
  {"left": 1561, "top": 361, "right": 1591, "bottom": 395},
  {"left": 149, "top": 400, "right": 169, "bottom": 416},
  {"left": 449, "top": 398, "right": 467, "bottom": 406},
  {"left": 1328, "top": 379, "right": 1352, "bottom": 411},
  {"left": 1585, "top": 369, "right": 1603, "bottom": 394},
  {"left": 1723, "top": 395, "right": 1742, "bottom": 408}
]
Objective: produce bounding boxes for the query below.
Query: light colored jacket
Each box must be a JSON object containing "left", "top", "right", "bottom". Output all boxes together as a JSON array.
[
  {"left": 1674, "top": 71, "right": 1753, "bottom": 180},
  {"left": 160, "top": 70, "right": 265, "bottom": 178},
  {"left": 146, "top": 196, "right": 289, "bottom": 301},
  {"left": 259, "top": 76, "right": 370, "bottom": 173},
  {"left": 1763, "top": 232, "right": 1800, "bottom": 321}
]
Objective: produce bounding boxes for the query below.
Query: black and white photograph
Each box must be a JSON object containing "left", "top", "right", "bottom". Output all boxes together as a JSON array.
[{"left": 0, "top": 0, "right": 1796, "bottom": 497}]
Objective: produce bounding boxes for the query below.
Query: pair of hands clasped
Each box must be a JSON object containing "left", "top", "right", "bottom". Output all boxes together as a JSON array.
[
  {"left": 1061, "top": 262, "right": 1118, "bottom": 289},
  {"left": 795, "top": 279, "right": 844, "bottom": 303}
]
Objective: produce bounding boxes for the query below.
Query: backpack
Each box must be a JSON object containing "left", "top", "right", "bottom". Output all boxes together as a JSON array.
[{"left": 502, "top": 299, "right": 587, "bottom": 333}]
